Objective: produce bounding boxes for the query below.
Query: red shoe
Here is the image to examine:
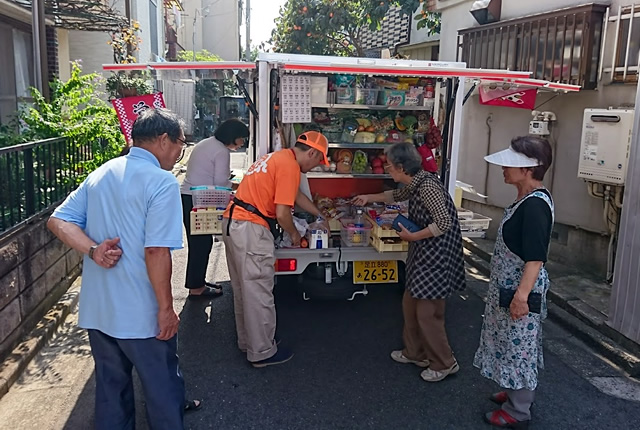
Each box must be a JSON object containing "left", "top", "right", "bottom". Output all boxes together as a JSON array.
[
  {"left": 483, "top": 409, "right": 530, "bottom": 429},
  {"left": 490, "top": 391, "right": 508, "bottom": 405}
]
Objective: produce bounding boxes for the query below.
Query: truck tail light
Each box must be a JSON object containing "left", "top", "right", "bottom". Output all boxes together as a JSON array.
[{"left": 276, "top": 259, "right": 297, "bottom": 272}]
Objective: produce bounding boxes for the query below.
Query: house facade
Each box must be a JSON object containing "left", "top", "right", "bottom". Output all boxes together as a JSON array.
[
  {"left": 435, "top": 0, "right": 638, "bottom": 278},
  {"left": 180, "top": 0, "right": 240, "bottom": 61}
]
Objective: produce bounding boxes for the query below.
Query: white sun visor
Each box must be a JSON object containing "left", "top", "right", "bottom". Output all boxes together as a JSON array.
[{"left": 484, "top": 146, "right": 541, "bottom": 168}]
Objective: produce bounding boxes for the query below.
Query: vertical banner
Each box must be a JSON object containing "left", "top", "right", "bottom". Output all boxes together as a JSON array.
[{"left": 111, "top": 92, "right": 166, "bottom": 142}]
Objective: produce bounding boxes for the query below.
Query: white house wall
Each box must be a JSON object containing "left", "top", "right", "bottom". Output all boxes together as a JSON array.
[
  {"left": 437, "top": 0, "right": 637, "bottom": 275},
  {"left": 180, "top": 0, "right": 240, "bottom": 60}
]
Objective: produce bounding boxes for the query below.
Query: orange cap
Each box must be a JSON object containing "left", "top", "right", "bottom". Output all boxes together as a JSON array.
[{"left": 296, "top": 131, "right": 330, "bottom": 166}]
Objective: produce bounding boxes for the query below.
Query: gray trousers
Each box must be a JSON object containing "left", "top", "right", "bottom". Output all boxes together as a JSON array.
[
  {"left": 503, "top": 388, "right": 535, "bottom": 421},
  {"left": 222, "top": 218, "right": 278, "bottom": 362}
]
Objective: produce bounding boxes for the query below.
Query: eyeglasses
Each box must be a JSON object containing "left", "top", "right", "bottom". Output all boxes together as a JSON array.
[
  {"left": 176, "top": 137, "right": 188, "bottom": 148},
  {"left": 383, "top": 164, "right": 393, "bottom": 171}
]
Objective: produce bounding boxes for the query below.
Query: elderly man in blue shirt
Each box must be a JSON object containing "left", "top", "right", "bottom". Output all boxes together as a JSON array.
[{"left": 48, "top": 108, "right": 194, "bottom": 429}]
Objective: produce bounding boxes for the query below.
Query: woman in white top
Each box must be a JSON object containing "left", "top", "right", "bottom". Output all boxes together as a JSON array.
[{"left": 181, "top": 119, "right": 249, "bottom": 298}]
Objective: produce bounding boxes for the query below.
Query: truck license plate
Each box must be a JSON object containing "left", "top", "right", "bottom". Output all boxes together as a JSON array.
[{"left": 353, "top": 260, "right": 399, "bottom": 284}]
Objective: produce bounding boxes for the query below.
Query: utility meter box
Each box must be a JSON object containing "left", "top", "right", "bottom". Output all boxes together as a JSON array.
[{"left": 577, "top": 108, "right": 635, "bottom": 185}]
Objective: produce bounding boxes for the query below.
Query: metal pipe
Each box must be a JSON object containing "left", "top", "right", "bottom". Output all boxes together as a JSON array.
[
  {"left": 483, "top": 113, "right": 493, "bottom": 196},
  {"left": 614, "top": 185, "right": 624, "bottom": 209}
]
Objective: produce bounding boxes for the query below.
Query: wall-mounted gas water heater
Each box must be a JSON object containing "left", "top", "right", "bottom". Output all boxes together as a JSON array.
[{"left": 577, "top": 108, "right": 635, "bottom": 185}]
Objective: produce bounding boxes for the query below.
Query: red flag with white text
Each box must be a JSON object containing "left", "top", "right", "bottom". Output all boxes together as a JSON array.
[{"left": 111, "top": 93, "right": 166, "bottom": 142}]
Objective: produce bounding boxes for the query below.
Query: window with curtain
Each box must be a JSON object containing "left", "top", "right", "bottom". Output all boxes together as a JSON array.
[{"left": 12, "top": 29, "right": 34, "bottom": 100}]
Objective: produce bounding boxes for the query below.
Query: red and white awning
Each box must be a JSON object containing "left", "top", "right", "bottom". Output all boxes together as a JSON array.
[
  {"left": 102, "top": 61, "right": 256, "bottom": 72},
  {"left": 479, "top": 77, "right": 581, "bottom": 93}
]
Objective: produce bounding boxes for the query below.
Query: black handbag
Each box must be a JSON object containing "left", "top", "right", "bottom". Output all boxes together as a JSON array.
[{"left": 498, "top": 289, "right": 543, "bottom": 314}]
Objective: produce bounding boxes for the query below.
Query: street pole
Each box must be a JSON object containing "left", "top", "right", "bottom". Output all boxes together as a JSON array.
[
  {"left": 245, "top": 0, "right": 250, "bottom": 61},
  {"left": 32, "top": 0, "right": 49, "bottom": 100}
]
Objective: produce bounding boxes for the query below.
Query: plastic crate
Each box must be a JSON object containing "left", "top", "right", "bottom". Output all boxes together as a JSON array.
[
  {"left": 340, "top": 218, "right": 372, "bottom": 247},
  {"left": 366, "top": 215, "right": 400, "bottom": 238},
  {"left": 190, "top": 208, "right": 225, "bottom": 235},
  {"left": 370, "top": 235, "right": 408, "bottom": 252},
  {"left": 459, "top": 213, "right": 492, "bottom": 231},
  {"left": 457, "top": 208, "right": 474, "bottom": 220},
  {"left": 191, "top": 186, "right": 232, "bottom": 208}
]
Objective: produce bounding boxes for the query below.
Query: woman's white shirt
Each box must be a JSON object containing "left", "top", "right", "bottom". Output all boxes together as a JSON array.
[{"left": 180, "top": 136, "right": 232, "bottom": 194}]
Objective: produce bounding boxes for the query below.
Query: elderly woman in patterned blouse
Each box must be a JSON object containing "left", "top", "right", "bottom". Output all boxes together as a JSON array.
[{"left": 353, "top": 142, "right": 466, "bottom": 383}]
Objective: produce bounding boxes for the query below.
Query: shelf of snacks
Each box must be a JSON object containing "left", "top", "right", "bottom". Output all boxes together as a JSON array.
[{"left": 312, "top": 103, "right": 433, "bottom": 111}]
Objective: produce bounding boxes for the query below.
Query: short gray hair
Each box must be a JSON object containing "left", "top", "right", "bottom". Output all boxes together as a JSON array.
[
  {"left": 131, "top": 108, "right": 185, "bottom": 145},
  {"left": 385, "top": 143, "right": 423, "bottom": 176}
]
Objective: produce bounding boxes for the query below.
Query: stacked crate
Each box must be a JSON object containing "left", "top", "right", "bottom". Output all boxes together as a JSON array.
[
  {"left": 367, "top": 215, "right": 409, "bottom": 252},
  {"left": 189, "top": 186, "right": 232, "bottom": 235}
]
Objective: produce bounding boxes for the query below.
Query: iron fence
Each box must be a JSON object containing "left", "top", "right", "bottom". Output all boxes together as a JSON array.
[{"left": 0, "top": 137, "right": 94, "bottom": 235}]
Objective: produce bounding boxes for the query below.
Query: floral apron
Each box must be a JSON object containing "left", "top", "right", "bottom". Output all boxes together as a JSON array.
[{"left": 473, "top": 190, "right": 554, "bottom": 391}]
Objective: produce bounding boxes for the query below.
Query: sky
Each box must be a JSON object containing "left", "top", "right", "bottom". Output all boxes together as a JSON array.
[{"left": 244, "top": 0, "right": 286, "bottom": 47}]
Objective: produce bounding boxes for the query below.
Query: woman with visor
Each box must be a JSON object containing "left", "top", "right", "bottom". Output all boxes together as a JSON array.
[{"left": 474, "top": 136, "right": 554, "bottom": 429}]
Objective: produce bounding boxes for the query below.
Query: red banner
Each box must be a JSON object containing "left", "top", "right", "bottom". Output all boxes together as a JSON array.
[
  {"left": 111, "top": 93, "right": 166, "bottom": 142},
  {"left": 479, "top": 86, "right": 537, "bottom": 110}
]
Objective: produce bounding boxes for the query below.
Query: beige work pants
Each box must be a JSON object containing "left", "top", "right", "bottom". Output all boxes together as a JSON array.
[
  {"left": 222, "top": 218, "right": 277, "bottom": 362},
  {"left": 401, "top": 290, "right": 456, "bottom": 371}
]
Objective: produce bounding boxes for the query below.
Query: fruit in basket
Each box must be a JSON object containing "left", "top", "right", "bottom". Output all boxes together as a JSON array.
[
  {"left": 365, "top": 126, "right": 375, "bottom": 133},
  {"left": 371, "top": 158, "right": 384, "bottom": 168},
  {"left": 357, "top": 125, "right": 365, "bottom": 132},
  {"left": 300, "top": 238, "right": 309, "bottom": 248},
  {"left": 395, "top": 117, "right": 407, "bottom": 131},
  {"left": 375, "top": 133, "right": 386, "bottom": 143},
  {"left": 372, "top": 166, "right": 385, "bottom": 175},
  {"left": 337, "top": 149, "right": 353, "bottom": 162}
]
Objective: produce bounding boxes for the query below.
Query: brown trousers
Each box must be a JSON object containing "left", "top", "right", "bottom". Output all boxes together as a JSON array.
[
  {"left": 401, "top": 290, "right": 456, "bottom": 371},
  {"left": 222, "top": 218, "right": 277, "bottom": 362}
]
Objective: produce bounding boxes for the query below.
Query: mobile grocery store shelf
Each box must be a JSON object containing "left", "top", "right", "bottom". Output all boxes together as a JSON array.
[
  {"left": 327, "top": 143, "right": 391, "bottom": 149},
  {"left": 312, "top": 103, "right": 433, "bottom": 111},
  {"left": 307, "top": 173, "right": 391, "bottom": 179}
]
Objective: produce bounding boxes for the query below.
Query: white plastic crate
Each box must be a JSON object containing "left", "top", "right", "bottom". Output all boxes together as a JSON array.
[
  {"left": 340, "top": 218, "right": 372, "bottom": 247},
  {"left": 459, "top": 213, "right": 491, "bottom": 232},
  {"left": 190, "top": 186, "right": 232, "bottom": 208},
  {"left": 190, "top": 208, "right": 225, "bottom": 235},
  {"left": 457, "top": 208, "right": 474, "bottom": 220}
]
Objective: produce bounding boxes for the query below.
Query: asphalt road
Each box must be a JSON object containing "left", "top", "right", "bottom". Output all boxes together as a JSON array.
[{"left": 2, "top": 236, "right": 640, "bottom": 429}]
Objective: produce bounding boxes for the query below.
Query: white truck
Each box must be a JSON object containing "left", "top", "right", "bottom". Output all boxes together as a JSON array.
[{"left": 103, "top": 54, "right": 579, "bottom": 298}]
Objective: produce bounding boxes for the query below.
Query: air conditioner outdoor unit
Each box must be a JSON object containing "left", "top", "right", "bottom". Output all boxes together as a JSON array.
[{"left": 577, "top": 108, "right": 635, "bottom": 185}]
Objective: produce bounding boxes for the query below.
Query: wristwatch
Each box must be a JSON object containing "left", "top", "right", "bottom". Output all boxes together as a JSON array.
[{"left": 88, "top": 245, "right": 98, "bottom": 260}]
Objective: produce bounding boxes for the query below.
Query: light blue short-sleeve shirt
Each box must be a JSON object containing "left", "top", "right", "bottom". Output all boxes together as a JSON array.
[{"left": 52, "top": 147, "right": 183, "bottom": 339}]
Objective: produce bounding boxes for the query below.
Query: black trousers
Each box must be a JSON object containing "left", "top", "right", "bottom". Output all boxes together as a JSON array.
[
  {"left": 181, "top": 194, "right": 214, "bottom": 289},
  {"left": 88, "top": 330, "right": 185, "bottom": 430}
]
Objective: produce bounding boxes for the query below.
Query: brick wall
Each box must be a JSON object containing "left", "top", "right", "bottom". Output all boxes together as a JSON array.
[
  {"left": 46, "top": 26, "right": 59, "bottom": 82},
  {"left": 0, "top": 216, "right": 81, "bottom": 360}
]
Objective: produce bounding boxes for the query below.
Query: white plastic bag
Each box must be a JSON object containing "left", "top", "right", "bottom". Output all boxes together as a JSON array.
[{"left": 277, "top": 216, "right": 309, "bottom": 248}]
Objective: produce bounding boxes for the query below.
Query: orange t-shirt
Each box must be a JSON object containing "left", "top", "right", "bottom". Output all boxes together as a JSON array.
[{"left": 224, "top": 149, "right": 301, "bottom": 229}]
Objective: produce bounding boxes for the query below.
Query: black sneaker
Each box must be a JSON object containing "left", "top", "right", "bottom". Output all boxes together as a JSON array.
[{"left": 251, "top": 347, "right": 294, "bottom": 368}]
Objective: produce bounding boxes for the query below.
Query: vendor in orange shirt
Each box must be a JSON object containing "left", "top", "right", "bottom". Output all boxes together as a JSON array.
[{"left": 222, "top": 131, "right": 329, "bottom": 368}]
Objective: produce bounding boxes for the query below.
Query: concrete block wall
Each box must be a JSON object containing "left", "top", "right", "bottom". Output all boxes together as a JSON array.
[{"left": 0, "top": 216, "right": 82, "bottom": 360}]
